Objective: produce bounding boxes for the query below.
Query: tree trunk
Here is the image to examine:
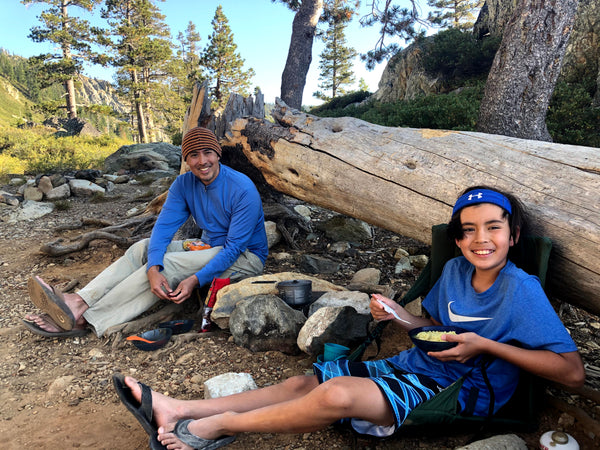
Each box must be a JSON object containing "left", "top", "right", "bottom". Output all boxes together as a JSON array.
[
  {"left": 477, "top": 0, "right": 579, "bottom": 141},
  {"left": 280, "top": 0, "right": 324, "bottom": 109},
  {"left": 132, "top": 69, "right": 148, "bottom": 143},
  {"left": 221, "top": 100, "right": 600, "bottom": 316},
  {"left": 64, "top": 77, "right": 77, "bottom": 120}
]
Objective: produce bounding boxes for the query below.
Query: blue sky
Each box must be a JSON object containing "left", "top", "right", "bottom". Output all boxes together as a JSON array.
[{"left": 3, "top": 0, "right": 432, "bottom": 106}]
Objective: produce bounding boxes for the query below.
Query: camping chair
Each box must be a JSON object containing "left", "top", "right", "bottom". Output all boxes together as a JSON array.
[{"left": 348, "top": 223, "right": 553, "bottom": 432}]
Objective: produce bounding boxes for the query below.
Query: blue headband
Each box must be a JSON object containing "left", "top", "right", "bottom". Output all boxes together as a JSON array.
[{"left": 452, "top": 189, "right": 512, "bottom": 216}]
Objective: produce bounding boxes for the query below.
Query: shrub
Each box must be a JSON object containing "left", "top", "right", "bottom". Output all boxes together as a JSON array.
[
  {"left": 313, "top": 83, "right": 485, "bottom": 131},
  {"left": 0, "top": 126, "right": 131, "bottom": 175},
  {"left": 547, "top": 81, "right": 600, "bottom": 147},
  {"left": 420, "top": 29, "right": 500, "bottom": 88}
]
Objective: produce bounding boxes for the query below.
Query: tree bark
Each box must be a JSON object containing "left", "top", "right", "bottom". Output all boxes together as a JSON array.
[
  {"left": 477, "top": 0, "right": 579, "bottom": 141},
  {"left": 221, "top": 100, "right": 600, "bottom": 316},
  {"left": 64, "top": 77, "right": 77, "bottom": 120},
  {"left": 280, "top": 0, "right": 324, "bottom": 109}
]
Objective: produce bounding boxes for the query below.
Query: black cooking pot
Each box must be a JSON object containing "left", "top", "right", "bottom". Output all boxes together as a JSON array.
[{"left": 276, "top": 279, "right": 312, "bottom": 306}]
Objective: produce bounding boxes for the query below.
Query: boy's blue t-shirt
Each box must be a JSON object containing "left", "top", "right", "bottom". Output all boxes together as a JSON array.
[{"left": 386, "top": 256, "right": 577, "bottom": 416}]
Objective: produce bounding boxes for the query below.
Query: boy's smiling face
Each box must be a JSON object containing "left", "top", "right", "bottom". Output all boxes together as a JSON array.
[{"left": 455, "top": 203, "right": 516, "bottom": 277}]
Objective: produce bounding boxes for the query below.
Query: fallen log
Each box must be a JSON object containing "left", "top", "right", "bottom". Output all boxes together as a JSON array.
[{"left": 219, "top": 100, "right": 600, "bottom": 316}]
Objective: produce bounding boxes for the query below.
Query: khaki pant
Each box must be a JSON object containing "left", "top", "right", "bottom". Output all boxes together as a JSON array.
[{"left": 80, "top": 238, "right": 263, "bottom": 336}]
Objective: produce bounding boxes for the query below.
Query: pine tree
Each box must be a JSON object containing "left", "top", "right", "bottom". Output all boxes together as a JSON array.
[
  {"left": 22, "top": 0, "right": 103, "bottom": 119},
  {"left": 427, "top": 0, "right": 483, "bottom": 30},
  {"left": 172, "top": 21, "right": 204, "bottom": 102},
  {"left": 200, "top": 5, "right": 255, "bottom": 110},
  {"left": 314, "top": 0, "right": 358, "bottom": 102},
  {"left": 101, "top": 0, "right": 173, "bottom": 143}
]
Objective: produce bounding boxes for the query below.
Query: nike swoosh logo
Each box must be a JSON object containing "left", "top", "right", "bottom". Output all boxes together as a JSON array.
[{"left": 448, "top": 301, "right": 492, "bottom": 322}]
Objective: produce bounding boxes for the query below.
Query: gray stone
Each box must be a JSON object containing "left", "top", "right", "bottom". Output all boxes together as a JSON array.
[
  {"left": 349, "top": 268, "right": 381, "bottom": 286},
  {"left": 321, "top": 215, "right": 372, "bottom": 242},
  {"left": 8, "top": 177, "right": 25, "bottom": 186},
  {"left": 203, "top": 373, "right": 257, "bottom": 399},
  {"left": 114, "top": 175, "right": 131, "bottom": 184},
  {"left": 409, "top": 254, "right": 429, "bottom": 270},
  {"left": 229, "top": 294, "right": 306, "bottom": 354},
  {"left": 394, "top": 256, "right": 413, "bottom": 274},
  {"left": 4, "top": 200, "right": 55, "bottom": 223},
  {"left": 37, "top": 176, "right": 53, "bottom": 195},
  {"left": 300, "top": 254, "right": 340, "bottom": 274},
  {"left": 23, "top": 185, "right": 43, "bottom": 201},
  {"left": 104, "top": 142, "right": 181, "bottom": 173},
  {"left": 45, "top": 183, "right": 71, "bottom": 200},
  {"left": 308, "top": 291, "right": 371, "bottom": 317},
  {"left": 265, "top": 220, "right": 281, "bottom": 249},
  {"left": 69, "top": 179, "right": 105, "bottom": 197},
  {"left": 0, "top": 191, "right": 20, "bottom": 206},
  {"left": 394, "top": 247, "right": 409, "bottom": 259},
  {"left": 297, "top": 306, "right": 371, "bottom": 356},
  {"left": 328, "top": 241, "right": 351, "bottom": 254},
  {"left": 455, "top": 434, "right": 527, "bottom": 450},
  {"left": 293, "top": 204, "right": 312, "bottom": 219}
]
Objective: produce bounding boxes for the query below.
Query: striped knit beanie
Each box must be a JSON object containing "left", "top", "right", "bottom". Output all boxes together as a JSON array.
[{"left": 181, "top": 127, "right": 222, "bottom": 160}]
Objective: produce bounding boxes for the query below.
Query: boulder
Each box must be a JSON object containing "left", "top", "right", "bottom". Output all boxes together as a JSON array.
[
  {"left": 68, "top": 179, "right": 105, "bottom": 197},
  {"left": 300, "top": 254, "right": 341, "bottom": 274},
  {"left": 104, "top": 142, "right": 181, "bottom": 173},
  {"left": 308, "top": 291, "right": 371, "bottom": 317},
  {"left": 45, "top": 183, "right": 71, "bottom": 200},
  {"left": 3, "top": 200, "right": 55, "bottom": 223},
  {"left": 229, "top": 295, "right": 306, "bottom": 354},
  {"left": 23, "top": 185, "right": 43, "bottom": 202},
  {"left": 211, "top": 272, "right": 346, "bottom": 330},
  {"left": 297, "top": 306, "right": 372, "bottom": 356},
  {"left": 320, "top": 215, "right": 373, "bottom": 242}
]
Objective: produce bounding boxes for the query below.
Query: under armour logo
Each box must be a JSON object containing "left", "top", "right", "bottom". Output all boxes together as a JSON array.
[{"left": 468, "top": 192, "right": 483, "bottom": 201}]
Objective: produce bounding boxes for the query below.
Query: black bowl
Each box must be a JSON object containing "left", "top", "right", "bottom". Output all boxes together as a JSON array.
[
  {"left": 409, "top": 326, "right": 466, "bottom": 353},
  {"left": 158, "top": 319, "right": 195, "bottom": 334},
  {"left": 127, "top": 328, "right": 172, "bottom": 351}
]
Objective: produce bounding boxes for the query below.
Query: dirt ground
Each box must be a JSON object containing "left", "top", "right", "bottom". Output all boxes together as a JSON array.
[{"left": 0, "top": 181, "right": 597, "bottom": 450}]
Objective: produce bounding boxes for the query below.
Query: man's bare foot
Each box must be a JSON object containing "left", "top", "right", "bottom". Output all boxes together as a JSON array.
[
  {"left": 124, "top": 376, "right": 187, "bottom": 430},
  {"left": 32, "top": 276, "right": 89, "bottom": 321},
  {"left": 24, "top": 313, "right": 86, "bottom": 333}
]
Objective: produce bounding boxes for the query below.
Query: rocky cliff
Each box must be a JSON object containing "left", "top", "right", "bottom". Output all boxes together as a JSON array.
[
  {"left": 374, "top": 0, "right": 600, "bottom": 103},
  {"left": 75, "top": 76, "right": 128, "bottom": 115}
]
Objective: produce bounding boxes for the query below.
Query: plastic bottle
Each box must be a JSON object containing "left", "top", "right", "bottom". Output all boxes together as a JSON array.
[{"left": 539, "top": 431, "right": 579, "bottom": 450}]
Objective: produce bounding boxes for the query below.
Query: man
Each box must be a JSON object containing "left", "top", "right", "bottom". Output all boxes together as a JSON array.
[{"left": 23, "top": 127, "right": 268, "bottom": 338}]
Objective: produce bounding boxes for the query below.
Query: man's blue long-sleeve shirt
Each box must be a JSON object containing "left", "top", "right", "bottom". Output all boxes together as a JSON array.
[{"left": 147, "top": 164, "right": 268, "bottom": 287}]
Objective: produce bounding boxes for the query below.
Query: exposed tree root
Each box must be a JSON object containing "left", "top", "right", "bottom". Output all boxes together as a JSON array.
[{"left": 41, "top": 216, "right": 157, "bottom": 256}]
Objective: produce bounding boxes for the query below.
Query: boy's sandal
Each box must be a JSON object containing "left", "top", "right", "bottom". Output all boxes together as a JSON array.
[{"left": 173, "top": 419, "right": 236, "bottom": 450}]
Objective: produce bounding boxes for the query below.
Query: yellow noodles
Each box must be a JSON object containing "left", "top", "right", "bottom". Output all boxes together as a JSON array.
[{"left": 415, "top": 330, "right": 456, "bottom": 342}]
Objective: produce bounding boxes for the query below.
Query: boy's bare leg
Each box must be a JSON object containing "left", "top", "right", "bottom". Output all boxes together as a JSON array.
[
  {"left": 123, "top": 374, "right": 321, "bottom": 429},
  {"left": 158, "top": 376, "right": 394, "bottom": 447}
]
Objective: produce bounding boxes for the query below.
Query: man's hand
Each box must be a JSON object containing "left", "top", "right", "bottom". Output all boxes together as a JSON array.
[
  {"left": 166, "top": 275, "right": 199, "bottom": 304},
  {"left": 147, "top": 266, "right": 173, "bottom": 300}
]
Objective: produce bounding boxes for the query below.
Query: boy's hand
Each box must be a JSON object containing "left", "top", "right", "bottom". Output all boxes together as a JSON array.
[{"left": 427, "top": 332, "right": 485, "bottom": 363}]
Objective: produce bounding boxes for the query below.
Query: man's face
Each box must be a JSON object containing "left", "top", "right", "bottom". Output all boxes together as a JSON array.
[{"left": 186, "top": 149, "right": 220, "bottom": 185}]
